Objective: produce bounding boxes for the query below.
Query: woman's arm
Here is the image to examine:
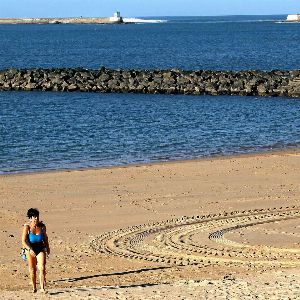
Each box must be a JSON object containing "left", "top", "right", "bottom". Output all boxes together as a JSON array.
[
  {"left": 22, "top": 225, "right": 32, "bottom": 251},
  {"left": 43, "top": 225, "right": 50, "bottom": 255}
]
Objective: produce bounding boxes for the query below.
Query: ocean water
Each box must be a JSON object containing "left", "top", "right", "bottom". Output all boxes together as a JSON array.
[
  {"left": 0, "top": 15, "right": 299, "bottom": 70},
  {"left": 0, "top": 15, "right": 300, "bottom": 173}
]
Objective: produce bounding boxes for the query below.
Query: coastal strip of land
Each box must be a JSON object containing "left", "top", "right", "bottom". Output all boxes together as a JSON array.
[
  {"left": 0, "top": 17, "right": 122, "bottom": 24},
  {"left": 0, "top": 150, "right": 299, "bottom": 298},
  {"left": 1, "top": 68, "right": 300, "bottom": 97}
]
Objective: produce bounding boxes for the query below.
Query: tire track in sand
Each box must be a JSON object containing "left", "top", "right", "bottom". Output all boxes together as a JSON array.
[{"left": 90, "top": 206, "right": 300, "bottom": 269}]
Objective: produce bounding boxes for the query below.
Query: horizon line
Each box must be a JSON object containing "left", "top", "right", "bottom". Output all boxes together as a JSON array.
[
  {"left": 0, "top": 13, "right": 299, "bottom": 19},
  {"left": 0, "top": 13, "right": 295, "bottom": 19}
]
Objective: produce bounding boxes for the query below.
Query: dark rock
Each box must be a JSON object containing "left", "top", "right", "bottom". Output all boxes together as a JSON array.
[{"left": 0, "top": 67, "right": 298, "bottom": 97}]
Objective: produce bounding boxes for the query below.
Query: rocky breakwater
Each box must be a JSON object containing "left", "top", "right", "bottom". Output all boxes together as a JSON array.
[
  {"left": 0, "top": 17, "right": 122, "bottom": 24},
  {"left": 0, "top": 68, "right": 300, "bottom": 97}
]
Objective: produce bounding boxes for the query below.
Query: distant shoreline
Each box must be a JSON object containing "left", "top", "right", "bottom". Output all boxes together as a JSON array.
[{"left": 1, "top": 15, "right": 298, "bottom": 25}]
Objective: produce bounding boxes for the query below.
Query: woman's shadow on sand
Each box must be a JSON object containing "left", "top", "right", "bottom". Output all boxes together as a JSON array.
[
  {"left": 49, "top": 266, "right": 171, "bottom": 295},
  {"left": 53, "top": 266, "right": 170, "bottom": 283}
]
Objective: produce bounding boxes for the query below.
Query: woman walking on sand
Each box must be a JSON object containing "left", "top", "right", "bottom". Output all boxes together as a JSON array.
[{"left": 22, "top": 208, "right": 50, "bottom": 293}]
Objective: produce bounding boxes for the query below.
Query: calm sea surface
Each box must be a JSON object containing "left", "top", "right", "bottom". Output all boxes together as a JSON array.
[
  {"left": 0, "top": 15, "right": 300, "bottom": 173},
  {"left": 0, "top": 15, "right": 299, "bottom": 70}
]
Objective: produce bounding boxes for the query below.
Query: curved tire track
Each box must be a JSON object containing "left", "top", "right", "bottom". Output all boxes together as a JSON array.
[{"left": 90, "top": 206, "right": 300, "bottom": 269}]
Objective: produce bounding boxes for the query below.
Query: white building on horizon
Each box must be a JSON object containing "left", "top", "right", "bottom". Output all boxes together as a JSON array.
[{"left": 286, "top": 14, "right": 300, "bottom": 22}]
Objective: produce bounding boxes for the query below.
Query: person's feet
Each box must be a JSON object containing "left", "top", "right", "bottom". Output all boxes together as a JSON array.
[
  {"left": 40, "top": 280, "right": 46, "bottom": 292},
  {"left": 31, "top": 282, "right": 37, "bottom": 293}
]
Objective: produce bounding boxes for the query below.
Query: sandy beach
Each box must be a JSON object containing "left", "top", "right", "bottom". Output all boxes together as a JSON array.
[{"left": 0, "top": 150, "right": 299, "bottom": 299}]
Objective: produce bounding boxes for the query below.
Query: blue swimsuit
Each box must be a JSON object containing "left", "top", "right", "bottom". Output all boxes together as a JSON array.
[{"left": 28, "top": 227, "right": 45, "bottom": 255}]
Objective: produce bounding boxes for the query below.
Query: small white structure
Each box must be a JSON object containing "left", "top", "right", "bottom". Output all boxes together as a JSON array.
[
  {"left": 286, "top": 14, "right": 300, "bottom": 22},
  {"left": 109, "top": 11, "right": 122, "bottom": 22}
]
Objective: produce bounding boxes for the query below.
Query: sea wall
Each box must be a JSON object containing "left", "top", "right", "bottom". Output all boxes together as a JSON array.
[{"left": 0, "top": 68, "right": 300, "bottom": 97}]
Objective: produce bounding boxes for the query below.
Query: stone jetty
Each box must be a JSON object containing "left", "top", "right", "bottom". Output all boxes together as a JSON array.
[
  {"left": 0, "top": 68, "right": 300, "bottom": 97},
  {"left": 0, "top": 17, "right": 122, "bottom": 24},
  {"left": 0, "top": 12, "right": 123, "bottom": 24}
]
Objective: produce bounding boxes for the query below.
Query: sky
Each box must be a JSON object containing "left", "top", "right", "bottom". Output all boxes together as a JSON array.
[{"left": 0, "top": 0, "right": 299, "bottom": 18}]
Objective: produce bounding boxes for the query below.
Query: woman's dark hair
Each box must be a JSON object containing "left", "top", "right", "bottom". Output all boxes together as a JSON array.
[{"left": 27, "top": 208, "right": 39, "bottom": 218}]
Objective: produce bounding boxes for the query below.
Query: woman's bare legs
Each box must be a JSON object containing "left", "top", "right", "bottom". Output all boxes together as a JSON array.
[
  {"left": 27, "top": 253, "right": 37, "bottom": 292},
  {"left": 37, "top": 251, "right": 46, "bottom": 292}
]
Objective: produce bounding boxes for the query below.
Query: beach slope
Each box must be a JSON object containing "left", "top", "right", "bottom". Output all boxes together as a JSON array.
[{"left": 0, "top": 150, "right": 299, "bottom": 298}]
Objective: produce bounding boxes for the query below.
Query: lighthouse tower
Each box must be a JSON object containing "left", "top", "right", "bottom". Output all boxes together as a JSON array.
[{"left": 109, "top": 12, "right": 122, "bottom": 23}]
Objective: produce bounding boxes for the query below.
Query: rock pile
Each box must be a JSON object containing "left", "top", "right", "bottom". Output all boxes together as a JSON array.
[{"left": 0, "top": 68, "right": 300, "bottom": 97}]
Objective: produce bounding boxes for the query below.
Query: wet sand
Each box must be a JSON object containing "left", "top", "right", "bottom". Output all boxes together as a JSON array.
[{"left": 0, "top": 150, "right": 299, "bottom": 298}]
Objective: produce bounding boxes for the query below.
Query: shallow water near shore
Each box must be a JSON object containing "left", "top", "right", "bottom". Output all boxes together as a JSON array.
[{"left": 1, "top": 92, "right": 300, "bottom": 174}]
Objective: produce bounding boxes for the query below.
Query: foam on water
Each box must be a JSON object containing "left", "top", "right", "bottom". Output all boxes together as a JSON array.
[{"left": 123, "top": 17, "right": 167, "bottom": 24}]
